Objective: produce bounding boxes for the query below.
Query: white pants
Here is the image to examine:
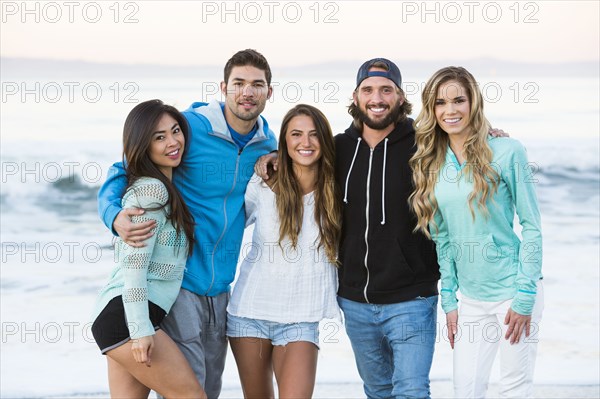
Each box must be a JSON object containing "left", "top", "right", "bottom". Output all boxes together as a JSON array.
[{"left": 453, "top": 281, "right": 544, "bottom": 398}]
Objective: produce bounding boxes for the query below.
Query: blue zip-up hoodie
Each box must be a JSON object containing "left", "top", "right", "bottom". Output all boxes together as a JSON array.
[{"left": 98, "top": 100, "right": 277, "bottom": 296}]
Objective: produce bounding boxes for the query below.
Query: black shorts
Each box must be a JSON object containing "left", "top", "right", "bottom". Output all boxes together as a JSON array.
[{"left": 91, "top": 296, "right": 166, "bottom": 354}]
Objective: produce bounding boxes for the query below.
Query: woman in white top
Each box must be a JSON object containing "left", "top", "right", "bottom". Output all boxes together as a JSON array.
[{"left": 227, "top": 104, "right": 342, "bottom": 398}]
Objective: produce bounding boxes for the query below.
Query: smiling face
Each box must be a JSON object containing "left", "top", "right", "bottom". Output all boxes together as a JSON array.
[
  {"left": 285, "top": 114, "right": 322, "bottom": 174},
  {"left": 148, "top": 113, "right": 185, "bottom": 180},
  {"left": 353, "top": 68, "right": 404, "bottom": 131},
  {"left": 434, "top": 79, "right": 472, "bottom": 141},
  {"left": 221, "top": 65, "right": 272, "bottom": 125}
]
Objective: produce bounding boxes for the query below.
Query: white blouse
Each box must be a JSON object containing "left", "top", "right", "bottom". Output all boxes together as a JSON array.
[{"left": 227, "top": 176, "right": 341, "bottom": 323}]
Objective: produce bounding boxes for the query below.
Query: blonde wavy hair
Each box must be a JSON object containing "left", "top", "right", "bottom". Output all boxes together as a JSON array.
[
  {"left": 409, "top": 66, "right": 499, "bottom": 237},
  {"left": 271, "top": 104, "right": 342, "bottom": 265}
]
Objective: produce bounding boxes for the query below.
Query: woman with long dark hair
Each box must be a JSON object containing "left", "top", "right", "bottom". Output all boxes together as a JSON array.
[
  {"left": 227, "top": 104, "right": 342, "bottom": 398},
  {"left": 410, "top": 67, "right": 543, "bottom": 398},
  {"left": 91, "top": 100, "right": 205, "bottom": 398}
]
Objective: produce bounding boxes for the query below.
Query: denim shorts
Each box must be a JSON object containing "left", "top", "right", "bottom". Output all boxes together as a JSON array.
[{"left": 226, "top": 313, "right": 320, "bottom": 348}]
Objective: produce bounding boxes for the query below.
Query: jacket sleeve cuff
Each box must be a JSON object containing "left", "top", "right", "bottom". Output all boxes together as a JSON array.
[
  {"left": 511, "top": 290, "right": 536, "bottom": 315},
  {"left": 102, "top": 205, "right": 122, "bottom": 236},
  {"left": 129, "top": 322, "right": 156, "bottom": 339},
  {"left": 441, "top": 289, "right": 458, "bottom": 313}
]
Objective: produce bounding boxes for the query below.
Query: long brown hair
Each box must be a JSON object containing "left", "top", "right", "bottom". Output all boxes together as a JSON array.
[
  {"left": 409, "top": 67, "right": 499, "bottom": 237},
  {"left": 122, "top": 99, "right": 194, "bottom": 255},
  {"left": 271, "top": 104, "right": 341, "bottom": 264}
]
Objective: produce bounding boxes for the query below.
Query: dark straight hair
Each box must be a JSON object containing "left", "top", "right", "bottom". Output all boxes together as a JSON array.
[{"left": 122, "top": 99, "right": 194, "bottom": 256}]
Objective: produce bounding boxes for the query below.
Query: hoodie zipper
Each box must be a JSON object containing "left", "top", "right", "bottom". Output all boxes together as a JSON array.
[
  {"left": 204, "top": 134, "right": 269, "bottom": 295},
  {"left": 363, "top": 147, "right": 375, "bottom": 303},
  {"left": 205, "top": 143, "right": 241, "bottom": 296},
  {"left": 196, "top": 102, "right": 273, "bottom": 295}
]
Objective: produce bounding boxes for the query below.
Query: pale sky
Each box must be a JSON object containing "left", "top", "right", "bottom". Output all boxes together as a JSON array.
[{"left": 1, "top": 0, "right": 599, "bottom": 66}]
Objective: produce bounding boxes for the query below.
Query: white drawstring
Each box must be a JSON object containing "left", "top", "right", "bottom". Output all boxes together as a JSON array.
[
  {"left": 380, "top": 138, "right": 389, "bottom": 225},
  {"left": 343, "top": 138, "right": 362, "bottom": 204}
]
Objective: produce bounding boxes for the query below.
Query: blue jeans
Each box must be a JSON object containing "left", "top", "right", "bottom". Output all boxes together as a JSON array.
[{"left": 338, "top": 295, "right": 438, "bottom": 399}]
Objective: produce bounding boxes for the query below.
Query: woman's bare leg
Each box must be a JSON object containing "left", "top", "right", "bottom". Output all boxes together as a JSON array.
[
  {"left": 107, "top": 356, "right": 150, "bottom": 398},
  {"left": 230, "top": 337, "right": 275, "bottom": 399},
  {"left": 106, "top": 330, "right": 206, "bottom": 399},
  {"left": 272, "top": 341, "right": 318, "bottom": 398}
]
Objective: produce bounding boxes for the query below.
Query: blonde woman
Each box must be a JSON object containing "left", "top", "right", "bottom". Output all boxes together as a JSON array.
[{"left": 410, "top": 67, "right": 543, "bottom": 398}]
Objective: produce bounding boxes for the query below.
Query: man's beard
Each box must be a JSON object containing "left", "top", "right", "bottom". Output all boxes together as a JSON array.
[
  {"left": 356, "top": 101, "right": 402, "bottom": 130},
  {"left": 229, "top": 101, "right": 264, "bottom": 122}
]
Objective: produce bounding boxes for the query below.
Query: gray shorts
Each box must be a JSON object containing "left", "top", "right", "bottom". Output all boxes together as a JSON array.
[{"left": 160, "top": 289, "right": 228, "bottom": 399}]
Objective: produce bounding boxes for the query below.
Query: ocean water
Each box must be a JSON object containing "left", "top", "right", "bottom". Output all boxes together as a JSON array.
[{"left": 1, "top": 72, "right": 599, "bottom": 397}]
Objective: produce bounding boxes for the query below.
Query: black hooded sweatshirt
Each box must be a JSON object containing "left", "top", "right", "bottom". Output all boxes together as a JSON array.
[{"left": 335, "top": 118, "right": 440, "bottom": 304}]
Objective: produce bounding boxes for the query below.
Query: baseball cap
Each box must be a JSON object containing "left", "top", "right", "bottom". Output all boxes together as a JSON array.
[{"left": 355, "top": 58, "right": 402, "bottom": 89}]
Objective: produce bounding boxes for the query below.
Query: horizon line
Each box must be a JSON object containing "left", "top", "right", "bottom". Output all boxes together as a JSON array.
[{"left": 2, "top": 55, "right": 599, "bottom": 69}]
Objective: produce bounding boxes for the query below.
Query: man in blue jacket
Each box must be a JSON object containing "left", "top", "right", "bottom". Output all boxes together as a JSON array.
[{"left": 97, "top": 49, "right": 277, "bottom": 397}]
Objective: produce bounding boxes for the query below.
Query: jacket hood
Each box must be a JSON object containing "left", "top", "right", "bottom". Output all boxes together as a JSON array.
[{"left": 184, "top": 100, "right": 271, "bottom": 141}]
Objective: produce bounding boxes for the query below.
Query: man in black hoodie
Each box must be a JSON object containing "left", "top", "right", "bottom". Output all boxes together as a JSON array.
[{"left": 335, "top": 58, "right": 440, "bottom": 399}]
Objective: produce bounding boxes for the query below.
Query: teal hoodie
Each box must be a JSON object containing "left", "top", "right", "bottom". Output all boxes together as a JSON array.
[
  {"left": 98, "top": 100, "right": 277, "bottom": 296},
  {"left": 431, "top": 137, "right": 542, "bottom": 315}
]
